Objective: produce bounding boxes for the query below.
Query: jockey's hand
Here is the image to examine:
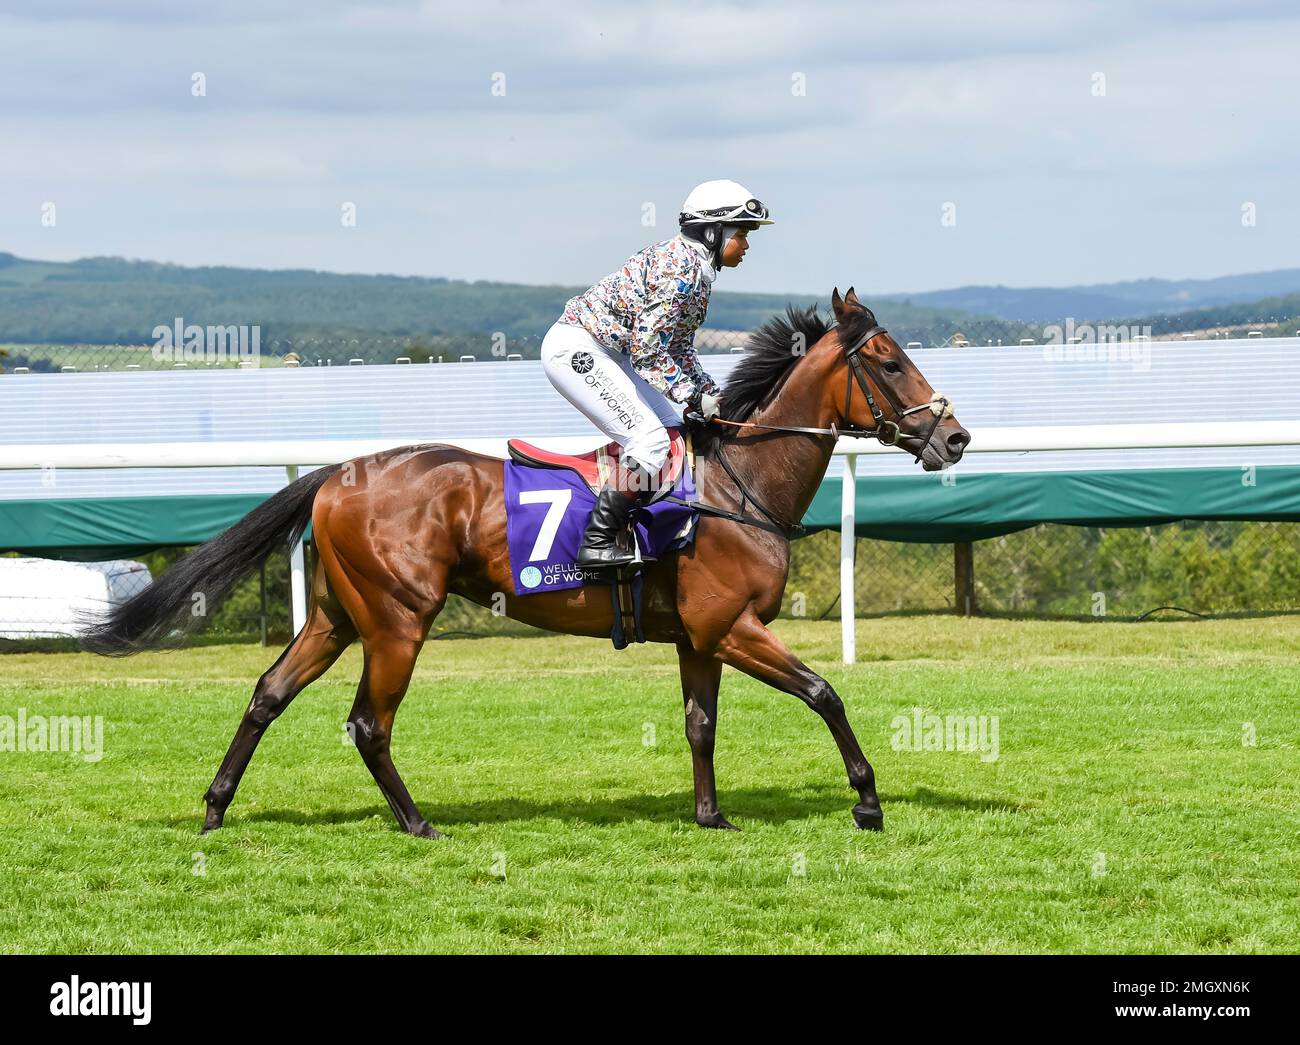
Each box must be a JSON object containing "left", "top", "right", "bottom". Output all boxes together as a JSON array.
[{"left": 688, "top": 390, "right": 721, "bottom": 422}]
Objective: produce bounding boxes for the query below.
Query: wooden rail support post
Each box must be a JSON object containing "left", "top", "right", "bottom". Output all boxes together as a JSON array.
[{"left": 954, "top": 541, "right": 976, "bottom": 617}]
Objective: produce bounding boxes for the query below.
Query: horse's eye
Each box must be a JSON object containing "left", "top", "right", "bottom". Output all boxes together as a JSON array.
[{"left": 883, "top": 360, "right": 902, "bottom": 375}]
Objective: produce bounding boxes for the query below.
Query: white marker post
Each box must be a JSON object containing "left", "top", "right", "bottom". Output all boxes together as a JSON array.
[
  {"left": 285, "top": 465, "right": 308, "bottom": 635},
  {"left": 840, "top": 454, "right": 857, "bottom": 665}
]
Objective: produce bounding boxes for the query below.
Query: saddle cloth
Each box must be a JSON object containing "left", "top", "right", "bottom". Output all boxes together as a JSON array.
[{"left": 503, "top": 431, "right": 697, "bottom": 596}]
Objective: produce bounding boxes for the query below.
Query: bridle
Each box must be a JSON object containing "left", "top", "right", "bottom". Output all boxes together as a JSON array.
[
  {"left": 707, "top": 323, "right": 955, "bottom": 463},
  {"left": 669, "top": 324, "right": 955, "bottom": 540},
  {"left": 838, "top": 323, "right": 955, "bottom": 459}
]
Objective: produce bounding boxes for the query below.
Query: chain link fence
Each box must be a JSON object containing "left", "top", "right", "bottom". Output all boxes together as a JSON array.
[{"left": 783, "top": 521, "right": 1300, "bottom": 620}]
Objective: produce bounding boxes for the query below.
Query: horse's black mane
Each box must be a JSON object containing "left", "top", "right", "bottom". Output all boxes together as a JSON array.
[{"left": 695, "top": 301, "right": 877, "bottom": 451}]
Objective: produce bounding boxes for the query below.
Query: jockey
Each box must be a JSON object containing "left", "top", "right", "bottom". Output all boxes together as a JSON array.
[{"left": 541, "top": 179, "right": 774, "bottom": 568}]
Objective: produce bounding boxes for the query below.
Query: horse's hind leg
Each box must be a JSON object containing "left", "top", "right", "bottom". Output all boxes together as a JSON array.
[
  {"left": 347, "top": 635, "right": 440, "bottom": 838},
  {"left": 202, "top": 565, "right": 356, "bottom": 833}
]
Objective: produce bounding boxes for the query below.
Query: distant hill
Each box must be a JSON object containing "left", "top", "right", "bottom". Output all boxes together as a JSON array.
[
  {"left": 1, "top": 251, "right": 1295, "bottom": 368},
  {"left": 909, "top": 268, "right": 1300, "bottom": 321},
  {"left": 0, "top": 251, "right": 971, "bottom": 350},
  {"left": 1103, "top": 291, "right": 1300, "bottom": 339}
]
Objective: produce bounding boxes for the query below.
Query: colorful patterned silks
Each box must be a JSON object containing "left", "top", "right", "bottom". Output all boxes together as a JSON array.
[{"left": 561, "top": 234, "right": 721, "bottom": 406}]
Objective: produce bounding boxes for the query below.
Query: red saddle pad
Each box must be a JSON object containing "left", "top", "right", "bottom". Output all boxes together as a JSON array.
[{"left": 507, "top": 427, "right": 687, "bottom": 497}]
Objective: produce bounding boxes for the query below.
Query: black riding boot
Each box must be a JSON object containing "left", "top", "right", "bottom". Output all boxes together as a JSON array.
[{"left": 577, "top": 463, "right": 655, "bottom": 568}]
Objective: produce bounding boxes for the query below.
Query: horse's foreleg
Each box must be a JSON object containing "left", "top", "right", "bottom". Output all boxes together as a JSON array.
[
  {"left": 717, "top": 611, "right": 883, "bottom": 831},
  {"left": 676, "top": 643, "right": 735, "bottom": 830}
]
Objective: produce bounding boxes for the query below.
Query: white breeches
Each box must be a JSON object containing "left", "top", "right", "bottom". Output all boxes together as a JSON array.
[{"left": 540, "top": 321, "right": 681, "bottom": 475}]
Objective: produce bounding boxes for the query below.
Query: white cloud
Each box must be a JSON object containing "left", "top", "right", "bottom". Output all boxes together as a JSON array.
[{"left": 0, "top": 0, "right": 1297, "bottom": 294}]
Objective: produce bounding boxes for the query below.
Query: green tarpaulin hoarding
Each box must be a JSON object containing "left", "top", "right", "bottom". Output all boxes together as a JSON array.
[{"left": 3, "top": 466, "right": 1299, "bottom": 561}]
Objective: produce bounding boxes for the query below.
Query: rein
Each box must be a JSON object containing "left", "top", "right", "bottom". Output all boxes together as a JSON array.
[
  {"left": 666, "top": 324, "right": 955, "bottom": 541},
  {"left": 662, "top": 436, "right": 802, "bottom": 539}
]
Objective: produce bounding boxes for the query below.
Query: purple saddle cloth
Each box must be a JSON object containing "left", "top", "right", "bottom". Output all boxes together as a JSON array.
[{"left": 504, "top": 460, "right": 698, "bottom": 595}]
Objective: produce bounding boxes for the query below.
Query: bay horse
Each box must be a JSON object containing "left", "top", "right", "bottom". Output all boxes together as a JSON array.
[{"left": 82, "top": 288, "right": 969, "bottom": 837}]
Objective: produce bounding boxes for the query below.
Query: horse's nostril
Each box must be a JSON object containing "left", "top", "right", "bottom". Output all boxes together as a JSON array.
[{"left": 947, "top": 428, "right": 971, "bottom": 453}]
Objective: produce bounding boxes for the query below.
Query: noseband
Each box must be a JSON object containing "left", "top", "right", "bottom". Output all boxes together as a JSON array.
[{"left": 708, "top": 324, "right": 955, "bottom": 463}]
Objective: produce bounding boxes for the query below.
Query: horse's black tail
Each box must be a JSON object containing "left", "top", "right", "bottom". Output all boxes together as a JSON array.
[{"left": 79, "top": 465, "right": 341, "bottom": 657}]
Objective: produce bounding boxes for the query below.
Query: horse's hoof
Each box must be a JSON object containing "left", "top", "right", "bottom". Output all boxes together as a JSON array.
[
  {"left": 410, "top": 822, "right": 446, "bottom": 839},
  {"left": 852, "top": 805, "right": 884, "bottom": 831},
  {"left": 696, "top": 813, "right": 741, "bottom": 831}
]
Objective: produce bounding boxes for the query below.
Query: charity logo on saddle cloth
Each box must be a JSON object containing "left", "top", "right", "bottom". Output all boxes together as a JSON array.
[{"left": 504, "top": 461, "right": 698, "bottom": 595}]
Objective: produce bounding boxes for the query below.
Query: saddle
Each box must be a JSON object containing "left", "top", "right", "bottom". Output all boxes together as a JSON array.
[{"left": 507, "top": 427, "right": 688, "bottom": 504}]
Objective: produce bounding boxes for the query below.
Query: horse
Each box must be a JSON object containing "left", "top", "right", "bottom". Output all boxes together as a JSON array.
[{"left": 81, "top": 288, "right": 970, "bottom": 838}]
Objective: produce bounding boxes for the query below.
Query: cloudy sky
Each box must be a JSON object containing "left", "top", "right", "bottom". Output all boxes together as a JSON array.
[{"left": 0, "top": 0, "right": 1296, "bottom": 295}]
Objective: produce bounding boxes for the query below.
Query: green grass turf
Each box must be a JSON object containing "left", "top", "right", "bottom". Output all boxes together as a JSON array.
[{"left": 0, "top": 616, "right": 1296, "bottom": 954}]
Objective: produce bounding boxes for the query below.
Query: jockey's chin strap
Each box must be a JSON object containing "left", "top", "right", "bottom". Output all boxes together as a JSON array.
[{"left": 707, "top": 324, "right": 955, "bottom": 464}]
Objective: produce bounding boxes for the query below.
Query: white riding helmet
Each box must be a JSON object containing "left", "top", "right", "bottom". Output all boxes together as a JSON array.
[
  {"left": 678, "top": 180, "right": 772, "bottom": 270},
  {"left": 679, "top": 180, "right": 774, "bottom": 227}
]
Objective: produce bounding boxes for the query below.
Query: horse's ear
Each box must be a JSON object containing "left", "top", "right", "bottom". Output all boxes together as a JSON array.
[
  {"left": 845, "top": 286, "right": 861, "bottom": 308},
  {"left": 831, "top": 287, "right": 846, "bottom": 320}
]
